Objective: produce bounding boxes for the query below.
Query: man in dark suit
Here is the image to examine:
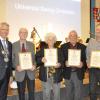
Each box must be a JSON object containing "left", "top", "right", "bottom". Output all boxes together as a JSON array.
[
  {"left": 0, "top": 22, "right": 12, "bottom": 100},
  {"left": 61, "top": 30, "right": 87, "bottom": 100}
]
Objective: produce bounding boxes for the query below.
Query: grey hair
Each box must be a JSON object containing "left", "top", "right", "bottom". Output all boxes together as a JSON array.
[
  {"left": 68, "top": 30, "right": 78, "bottom": 37},
  {"left": 45, "top": 32, "right": 57, "bottom": 43},
  {"left": 0, "top": 22, "right": 9, "bottom": 28},
  {"left": 19, "top": 28, "right": 28, "bottom": 33}
]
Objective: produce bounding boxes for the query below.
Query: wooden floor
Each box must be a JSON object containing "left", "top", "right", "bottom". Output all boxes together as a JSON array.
[
  {"left": 7, "top": 79, "right": 100, "bottom": 100},
  {"left": 8, "top": 72, "right": 89, "bottom": 96},
  {"left": 8, "top": 81, "right": 90, "bottom": 100},
  {"left": 8, "top": 79, "right": 42, "bottom": 96},
  {"left": 7, "top": 73, "right": 100, "bottom": 100},
  {"left": 8, "top": 72, "right": 100, "bottom": 100}
]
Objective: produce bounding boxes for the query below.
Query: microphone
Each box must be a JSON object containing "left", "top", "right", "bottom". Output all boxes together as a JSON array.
[
  {"left": 31, "top": 27, "right": 41, "bottom": 41},
  {"left": 33, "top": 27, "right": 37, "bottom": 33}
]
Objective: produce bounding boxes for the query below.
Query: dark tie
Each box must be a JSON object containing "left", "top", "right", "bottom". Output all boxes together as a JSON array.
[{"left": 22, "top": 43, "right": 26, "bottom": 52}]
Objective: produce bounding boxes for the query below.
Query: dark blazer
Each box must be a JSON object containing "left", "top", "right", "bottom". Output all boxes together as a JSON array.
[
  {"left": 61, "top": 42, "right": 87, "bottom": 80},
  {"left": 35, "top": 46, "right": 64, "bottom": 83},
  {"left": 0, "top": 40, "right": 12, "bottom": 80}
]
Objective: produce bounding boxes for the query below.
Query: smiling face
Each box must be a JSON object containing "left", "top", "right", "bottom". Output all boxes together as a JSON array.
[
  {"left": 0, "top": 23, "right": 9, "bottom": 39},
  {"left": 68, "top": 30, "right": 78, "bottom": 45},
  {"left": 19, "top": 28, "right": 28, "bottom": 41},
  {"left": 45, "top": 33, "right": 57, "bottom": 48},
  {"left": 47, "top": 36, "right": 55, "bottom": 47}
]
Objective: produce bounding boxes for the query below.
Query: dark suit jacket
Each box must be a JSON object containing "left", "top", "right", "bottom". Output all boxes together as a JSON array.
[
  {"left": 0, "top": 40, "right": 12, "bottom": 80},
  {"left": 61, "top": 42, "right": 87, "bottom": 80},
  {"left": 35, "top": 46, "right": 64, "bottom": 83}
]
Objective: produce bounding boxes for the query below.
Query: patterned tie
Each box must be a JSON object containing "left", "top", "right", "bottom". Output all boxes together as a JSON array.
[
  {"left": 2, "top": 40, "right": 7, "bottom": 50},
  {"left": 2, "top": 40, "right": 9, "bottom": 66},
  {"left": 22, "top": 43, "right": 26, "bottom": 52}
]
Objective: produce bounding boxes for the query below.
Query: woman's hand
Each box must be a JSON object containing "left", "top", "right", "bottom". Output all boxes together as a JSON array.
[
  {"left": 16, "top": 65, "right": 23, "bottom": 72},
  {"left": 42, "top": 57, "right": 47, "bottom": 63}
]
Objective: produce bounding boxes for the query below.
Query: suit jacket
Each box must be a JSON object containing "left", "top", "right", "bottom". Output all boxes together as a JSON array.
[
  {"left": 0, "top": 40, "right": 12, "bottom": 80},
  {"left": 61, "top": 42, "right": 87, "bottom": 80},
  {"left": 35, "top": 46, "right": 64, "bottom": 83},
  {"left": 12, "top": 40, "right": 35, "bottom": 82}
]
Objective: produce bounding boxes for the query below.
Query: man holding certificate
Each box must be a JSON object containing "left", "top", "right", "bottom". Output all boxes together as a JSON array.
[
  {"left": 12, "top": 28, "right": 36, "bottom": 100},
  {"left": 86, "top": 24, "right": 100, "bottom": 100},
  {"left": 61, "top": 30, "right": 87, "bottom": 100},
  {"left": 35, "top": 32, "right": 63, "bottom": 100}
]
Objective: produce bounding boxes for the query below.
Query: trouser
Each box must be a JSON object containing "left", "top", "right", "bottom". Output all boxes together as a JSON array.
[
  {"left": 89, "top": 68, "right": 100, "bottom": 100},
  {"left": 41, "top": 77, "right": 60, "bottom": 100},
  {"left": 0, "top": 73, "right": 10, "bottom": 100},
  {"left": 17, "top": 74, "right": 35, "bottom": 100},
  {"left": 65, "top": 72, "right": 83, "bottom": 100}
]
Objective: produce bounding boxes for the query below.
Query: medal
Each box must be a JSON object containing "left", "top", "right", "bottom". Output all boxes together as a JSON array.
[
  {"left": 1, "top": 45, "right": 9, "bottom": 62},
  {"left": 1, "top": 50, "right": 5, "bottom": 54},
  {"left": 4, "top": 57, "right": 9, "bottom": 62}
]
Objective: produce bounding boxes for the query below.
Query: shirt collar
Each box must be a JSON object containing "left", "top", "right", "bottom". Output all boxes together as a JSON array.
[
  {"left": 69, "top": 42, "right": 77, "bottom": 49},
  {"left": 0, "top": 36, "right": 7, "bottom": 41}
]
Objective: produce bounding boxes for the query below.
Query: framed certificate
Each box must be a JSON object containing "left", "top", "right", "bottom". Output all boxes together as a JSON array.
[
  {"left": 44, "top": 49, "right": 58, "bottom": 67},
  {"left": 19, "top": 52, "right": 33, "bottom": 70},
  {"left": 90, "top": 51, "right": 100, "bottom": 68},
  {"left": 68, "top": 49, "right": 81, "bottom": 67}
]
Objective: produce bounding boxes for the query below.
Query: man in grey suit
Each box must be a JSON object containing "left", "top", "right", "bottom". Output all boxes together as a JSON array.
[
  {"left": 12, "top": 28, "right": 36, "bottom": 100},
  {"left": 0, "top": 22, "right": 12, "bottom": 100}
]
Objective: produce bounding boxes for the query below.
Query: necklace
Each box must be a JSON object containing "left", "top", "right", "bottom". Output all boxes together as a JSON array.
[{"left": 0, "top": 46, "right": 9, "bottom": 62}]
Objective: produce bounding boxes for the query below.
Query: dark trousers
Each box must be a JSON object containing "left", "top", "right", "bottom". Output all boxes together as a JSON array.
[
  {"left": 0, "top": 73, "right": 10, "bottom": 100},
  {"left": 89, "top": 69, "right": 100, "bottom": 100},
  {"left": 17, "top": 74, "right": 35, "bottom": 100}
]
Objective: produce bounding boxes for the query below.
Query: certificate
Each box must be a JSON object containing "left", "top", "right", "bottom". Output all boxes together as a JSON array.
[
  {"left": 44, "top": 49, "right": 58, "bottom": 67},
  {"left": 68, "top": 49, "right": 81, "bottom": 67},
  {"left": 90, "top": 51, "right": 100, "bottom": 68},
  {"left": 19, "top": 52, "right": 33, "bottom": 70}
]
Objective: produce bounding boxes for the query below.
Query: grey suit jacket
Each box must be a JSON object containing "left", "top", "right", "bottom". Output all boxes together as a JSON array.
[{"left": 12, "top": 40, "right": 35, "bottom": 82}]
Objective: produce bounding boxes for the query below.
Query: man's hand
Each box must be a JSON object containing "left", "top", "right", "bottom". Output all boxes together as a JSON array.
[
  {"left": 16, "top": 65, "right": 23, "bottom": 72},
  {"left": 77, "top": 62, "right": 83, "bottom": 68},
  {"left": 9, "top": 76, "right": 13, "bottom": 85},
  {"left": 87, "top": 63, "right": 90, "bottom": 68},
  {"left": 65, "top": 61, "right": 70, "bottom": 67},
  {"left": 55, "top": 63, "right": 61, "bottom": 68},
  {"left": 30, "top": 65, "right": 36, "bottom": 71}
]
